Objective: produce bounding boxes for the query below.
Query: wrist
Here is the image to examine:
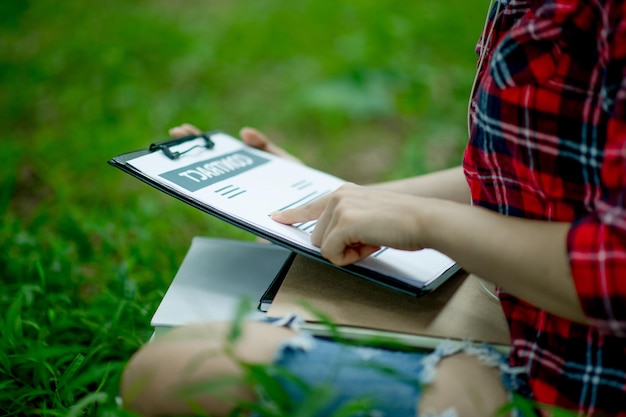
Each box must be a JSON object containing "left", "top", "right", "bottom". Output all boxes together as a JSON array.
[{"left": 416, "top": 197, "right": 447, "bottom": 250}]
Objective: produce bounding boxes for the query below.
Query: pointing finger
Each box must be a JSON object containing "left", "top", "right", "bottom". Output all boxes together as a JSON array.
[{"left": 271, "top": 196, "right": 330, "bottom": 225}]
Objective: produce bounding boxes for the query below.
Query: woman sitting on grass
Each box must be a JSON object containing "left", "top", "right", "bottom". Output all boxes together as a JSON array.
[{"left": 121, "top": 0, "right": 626, "bottom": 416}]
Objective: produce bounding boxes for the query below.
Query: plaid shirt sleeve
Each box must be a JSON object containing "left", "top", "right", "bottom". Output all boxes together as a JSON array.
[
  {"left": 567, "top": 3, "right": 626, "bottom": 336},
  {"left": 466, "top": 1, "right": 626, "bottom": 413}
]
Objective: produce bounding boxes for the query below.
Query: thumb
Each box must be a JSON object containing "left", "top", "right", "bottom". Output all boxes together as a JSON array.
[{"left": 239, "top": 127, "right": 268, "bottom": 149}]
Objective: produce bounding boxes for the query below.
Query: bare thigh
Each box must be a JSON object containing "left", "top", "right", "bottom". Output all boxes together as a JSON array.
[
  {"left": 417, "top": 353, "right": 509, "bottom": 417},
  {"left": 120, "top": 321, "right": 295, "bottom": 417}
]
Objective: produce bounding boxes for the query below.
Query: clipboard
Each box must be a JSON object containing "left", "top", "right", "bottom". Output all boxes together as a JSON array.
[{"left": 108, "top": 130, "right": 461, "bottom": 296}]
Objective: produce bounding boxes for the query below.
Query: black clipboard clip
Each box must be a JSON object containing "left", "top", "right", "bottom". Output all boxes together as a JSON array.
[{"left": 149, "top": 132, "right": 215, "bottom": 160}]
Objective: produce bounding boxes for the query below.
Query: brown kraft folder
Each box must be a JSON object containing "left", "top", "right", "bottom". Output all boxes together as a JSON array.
[{"left": 266, "top": 255, "right": 511, "bottom": 349}]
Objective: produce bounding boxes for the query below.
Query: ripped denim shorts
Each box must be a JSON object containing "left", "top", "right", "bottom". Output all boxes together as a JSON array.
[{"left": 262, "top": 316, "right": 530, "bottom": 417}]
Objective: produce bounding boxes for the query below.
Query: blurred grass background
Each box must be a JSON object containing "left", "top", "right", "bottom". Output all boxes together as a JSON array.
[{"left": 0, "top": 0, "right": 486, "bottom": 415}]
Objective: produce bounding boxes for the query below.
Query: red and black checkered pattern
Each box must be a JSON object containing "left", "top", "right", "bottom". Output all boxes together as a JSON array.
[{"left": 463, "top": 0, "right": 626, "bottom": 415}]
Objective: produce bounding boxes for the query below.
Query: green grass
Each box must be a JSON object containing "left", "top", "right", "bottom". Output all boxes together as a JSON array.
[{"left": 0, "top": 1, "right": 503, "bottom": 415}]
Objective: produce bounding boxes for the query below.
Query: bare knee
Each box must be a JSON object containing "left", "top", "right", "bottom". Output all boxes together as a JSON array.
[
  {"left": 120, "top": 321, "right": 296, "bottom": 417},
  {"left": 417, "top": 353, "right": 508, "bottom": 417}
]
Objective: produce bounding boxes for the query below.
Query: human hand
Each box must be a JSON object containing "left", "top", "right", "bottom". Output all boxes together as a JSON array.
[
  {"left": 271, "top": 183, "right": 428, "bottom": 266},
  {"left": 168, "top": 124, "right": 302, "bottom": 164}
]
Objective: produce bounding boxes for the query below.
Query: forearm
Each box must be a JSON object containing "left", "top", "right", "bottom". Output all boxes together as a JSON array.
[
  {"left": 421, "top": 199, "right": 587, "bottom": 324},
  {"left": 272, "top": 181, "right": 586, "bottom": 322},
  {"left": 369, "top": 166, "right": 471, "bottom": 204}
]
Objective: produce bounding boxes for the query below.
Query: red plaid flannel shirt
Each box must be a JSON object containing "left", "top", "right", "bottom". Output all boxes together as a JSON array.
[{"left": 463, "top": 0, "right": 626, "bottom": 414}]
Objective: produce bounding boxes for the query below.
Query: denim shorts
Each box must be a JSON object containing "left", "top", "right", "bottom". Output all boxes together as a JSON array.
[{"left": 263, "top": 316, "right": 530, "bottom": 417}]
